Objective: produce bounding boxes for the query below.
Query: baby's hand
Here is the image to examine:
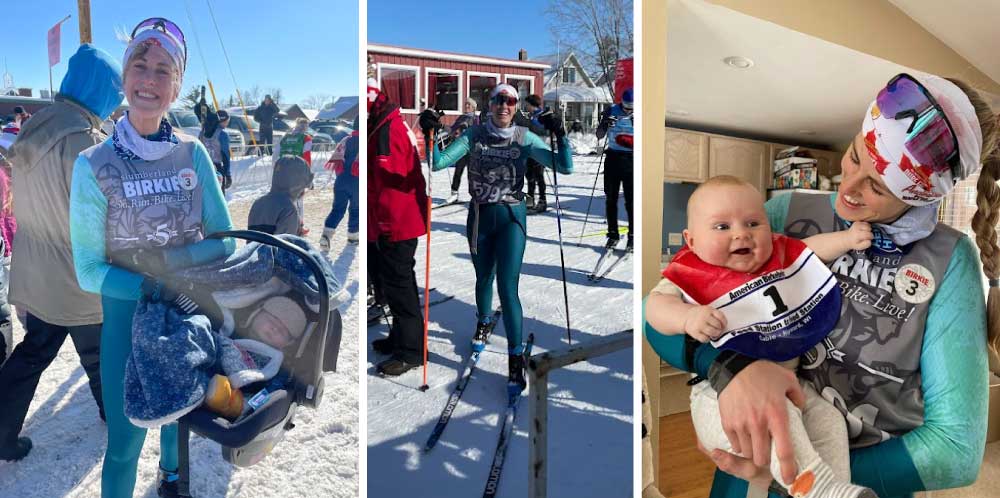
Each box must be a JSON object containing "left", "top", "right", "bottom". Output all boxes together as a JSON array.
[
  {"left": 847, "top": 221, "right": 873, "bottom": 251},
  {"left": 683, "top": 305, "right": 728, "bottom": 343}
]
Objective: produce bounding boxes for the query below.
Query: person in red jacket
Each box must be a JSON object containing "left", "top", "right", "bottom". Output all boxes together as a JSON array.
[{"left": 368, "top": 77, "right": 428, "bottom": 376}]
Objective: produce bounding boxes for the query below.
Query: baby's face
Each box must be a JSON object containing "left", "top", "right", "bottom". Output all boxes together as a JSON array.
[
  {"left": 684, "top": 184, "right": 773, "bottom": 273},
  {"left": 250, "top": 310, "right": 295, "bottom": 349}
]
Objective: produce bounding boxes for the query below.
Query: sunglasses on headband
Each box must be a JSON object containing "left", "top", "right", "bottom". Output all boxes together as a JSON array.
[
  {"left": 876, "top": 73, "right": 960, "bottom": 178},
  {"left": 491, "top": 94, "right": 518, "bottom": 107},
  {"left": 131, "top": 17, "right": 187, "bottom": 67}
]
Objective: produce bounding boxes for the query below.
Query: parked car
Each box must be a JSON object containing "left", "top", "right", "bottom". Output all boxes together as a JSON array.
[
  {"left": 273, "top": 118, "right": 334, "bottom": 145},
  {"left": 225, "top": 109, "right": 285, "bottom": 154},
  {"left": 310, "top": 121, "right": 350, "bottom": 143},
  {"left": 166, "top": 108, "right": 244, "bottom": 152}
]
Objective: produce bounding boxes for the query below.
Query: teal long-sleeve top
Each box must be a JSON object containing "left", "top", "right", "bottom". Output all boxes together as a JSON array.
[
  {"left": 70, "top": 139, "right": 236, "bottom": 301},
  {"left": 430, "top": 125, "right": 574, "bottom": 175},
  {"left": 646, "top": 193, "right": 989, "bottom": 498}
]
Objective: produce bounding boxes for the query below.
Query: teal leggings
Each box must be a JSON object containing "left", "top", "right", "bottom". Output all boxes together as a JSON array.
[
  {"left": 467, "top": 202, "right": 527, "bottom": 354},
  {"left": 101, "top": 296, "right": 178, "bottom": 498}
]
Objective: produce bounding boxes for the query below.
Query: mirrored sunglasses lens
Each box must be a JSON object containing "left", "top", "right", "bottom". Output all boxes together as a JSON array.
[
  {"left": 905, "top": 116, "right": 956, "bottom": 173},
  {"left": 877, "top": 76, "right": 931, "bottom": 119}
]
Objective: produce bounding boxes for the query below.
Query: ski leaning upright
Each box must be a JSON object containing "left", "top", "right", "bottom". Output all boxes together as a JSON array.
[
  {"left": 423, "top": 309, "right": 502, "bottom": 451},
  {"left": 481, "top": 333, "right": 535, "bottom": 498}
]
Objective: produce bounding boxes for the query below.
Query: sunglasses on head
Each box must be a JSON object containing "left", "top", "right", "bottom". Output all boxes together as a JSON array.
[
  {"left": 876, "top": 73, "right": 960, "bottom": 178},
  {"left": 491, "top": 94, "right": 518, "bottom": 107},
  {"left": 131, "top": 18, "right": 187, "bottom": 63}
]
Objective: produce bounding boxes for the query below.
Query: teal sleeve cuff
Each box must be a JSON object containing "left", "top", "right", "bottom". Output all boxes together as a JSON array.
[
  {"left": 642, "top": 297, "right": 719, "bottom": 376},
  {"left": 850, "top": 437, "right": 922, "bottom": 498}
]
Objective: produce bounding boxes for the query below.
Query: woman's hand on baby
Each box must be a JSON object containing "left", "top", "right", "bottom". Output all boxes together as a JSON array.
[
  {"left": 683, "top": 305, "right": 727, "bottom": 343},
  {"left": 847, "top": 221, "right": 873, "bottom": 251},
  {"left": 717, "top": 361, "right": 805, "bottom": 485}
]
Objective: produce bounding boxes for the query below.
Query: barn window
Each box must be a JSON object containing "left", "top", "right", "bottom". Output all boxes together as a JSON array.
[
  {"left": 506, "top": 75, "right": 534, "bottom": 111},
  {"left": 468, "top": 72, "right": 500, "bottom": 112},
  {"left": 426, "top": 69, "right": 461, "bottom": 113},
  {"left": 379, "top": 64, "right": 419, "bottom": 112}
]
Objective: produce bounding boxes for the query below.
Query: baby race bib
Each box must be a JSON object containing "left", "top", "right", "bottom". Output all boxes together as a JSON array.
[{"left": 663, "top": 234, "right": 842, "bottom": 361}]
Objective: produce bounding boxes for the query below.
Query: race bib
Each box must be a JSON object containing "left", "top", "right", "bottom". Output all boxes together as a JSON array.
[{"left": 663, "top": 234, "right": 841, "bottom": 361}]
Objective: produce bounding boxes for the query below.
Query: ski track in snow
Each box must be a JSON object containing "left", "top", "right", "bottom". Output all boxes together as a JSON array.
[
  {"left": 0, "top": 183, "right": 359, "bottom": 498},
  {"left": 367, "top": 155, "right": 634, "bottom": 498}
]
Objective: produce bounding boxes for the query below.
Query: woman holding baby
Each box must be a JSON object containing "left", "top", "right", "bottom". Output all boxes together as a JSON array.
[{"left": 647, "top": 73, "right": 999, "bottom": 498}]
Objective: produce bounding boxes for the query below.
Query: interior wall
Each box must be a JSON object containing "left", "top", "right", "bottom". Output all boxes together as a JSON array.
[
  {"left": 641, "top": 0, "right": 669, "bottom": 490},
  {"left": 707, "top": 0, "right": 1000, "bottom": 94}
]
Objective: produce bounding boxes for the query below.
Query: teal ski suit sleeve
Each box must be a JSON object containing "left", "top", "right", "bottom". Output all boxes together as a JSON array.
[
  {"left": 70, "top": 143, "right": 235, "bottom": 301},
  {"left": 524, "top": 132, "right": 573, "bottom": 174},
  {"left": 431, "top": 131, "right": 470, "bottom": 171}
]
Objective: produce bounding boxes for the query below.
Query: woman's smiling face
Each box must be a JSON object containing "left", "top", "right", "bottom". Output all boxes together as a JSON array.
[
  {"left": 123, "top": 44, "right": 180, "bottom": 120},
  {"left": 834, "top": 132, "right": 910, "bottom": 223},
  {"left": 489, "top": 94, "right": 517, "bottom": 128}
]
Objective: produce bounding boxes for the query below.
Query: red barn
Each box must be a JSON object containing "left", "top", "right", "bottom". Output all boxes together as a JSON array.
[{"left": 368, "top": 43, "right": 549, "bottom": 130}]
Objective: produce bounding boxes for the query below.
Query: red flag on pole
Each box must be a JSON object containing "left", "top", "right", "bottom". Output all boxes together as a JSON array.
[{"left": 47, "top": 22, "right": 61, "bottom": 67}]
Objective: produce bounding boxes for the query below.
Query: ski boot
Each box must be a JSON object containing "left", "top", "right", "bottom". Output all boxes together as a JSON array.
[
  {"left": 347, "top": 231, "right": 359, "bottom": 244},
  {"left": 447, "top": 190, "right": 460, "bottom": 205},
  {"left": 526, "top": 194, "right": 536, "bottom": 210},
  {"left": 157, "top": 467, "right": 192, "bottom": 498},
  {"left": 0, "top": 437, "right": 31, "bottom": 462},
  {"left": 319, "top": 228, "right": 334, "bottom": 254},
  {"left": 368, "top": 303, "right": 391, "bottom": 324},
  {"left": 531, "top": 198, "right": 547, "bottom": 214},
  {"left": 605, "top": 236, "right": 620, "bottom": 250},
  {"left": 508, "top": 350, "right": 528, "bottom": 395},
  {"left": 472, "top": 316, "right": 493, "bottom": 352},
  {"left": 626, "top": 234, "right": 634, "bottom": 252}
]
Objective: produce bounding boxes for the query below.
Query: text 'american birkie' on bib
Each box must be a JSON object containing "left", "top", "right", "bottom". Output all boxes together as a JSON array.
[{"left": 663, "top": 234, "right": 841, "bottom": 361}]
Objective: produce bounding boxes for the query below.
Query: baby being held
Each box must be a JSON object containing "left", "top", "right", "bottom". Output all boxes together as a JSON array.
[{"left": 648, "top": 175, "right": 878, "bottom": 498}]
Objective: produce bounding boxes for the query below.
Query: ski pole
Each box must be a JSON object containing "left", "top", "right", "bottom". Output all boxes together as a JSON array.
[
  {"left": 577, "top": 142, "right": 606, "bottom": 246},
  {"left": 420, "top": 129, "right": 435, "bottom": 392},
  {"left": 548, "top": 130, "right": 573, "bottom": 346}
]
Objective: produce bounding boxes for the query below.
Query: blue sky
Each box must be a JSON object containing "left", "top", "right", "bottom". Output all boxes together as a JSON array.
[
  {"left": 2, "top": 1, "right": 359, "bottom": 106},
  {"left": 368, "top": 0, "right": 556, "bottom": 62}
]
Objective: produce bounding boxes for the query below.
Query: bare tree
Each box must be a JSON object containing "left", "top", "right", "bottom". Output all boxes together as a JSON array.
[
  {"left": 266, "top": 87, "right": 284, "bottom": 105},
  {"left": 242, "top": 84, "right": 262, "bottom": 106},
  {"left": 545, "top": 0, "right": 633, "bottom": 97},
  {"left": 301, "top": 93, "right": 333, "bottom": 110}
]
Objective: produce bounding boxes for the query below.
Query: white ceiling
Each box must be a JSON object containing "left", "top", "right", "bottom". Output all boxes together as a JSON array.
[
  {"left": 888, "top": 0, "right": 1000, "bottom": 85},
  {"left": 665, "top": 0, "right": 999, "bottom": 147}
]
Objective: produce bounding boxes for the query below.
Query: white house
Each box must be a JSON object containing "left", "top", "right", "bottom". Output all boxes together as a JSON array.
[{"left": 538, "top": 52, "right": 612, "bottom": 130}]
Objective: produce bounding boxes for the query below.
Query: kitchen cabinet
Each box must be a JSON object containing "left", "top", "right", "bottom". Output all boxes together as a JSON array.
[
  {"left": 708, "top": 136, "right": 768, "bottom": 192},
  {"left": 664, "top": 128, "right": 709, "bottom": 183}
]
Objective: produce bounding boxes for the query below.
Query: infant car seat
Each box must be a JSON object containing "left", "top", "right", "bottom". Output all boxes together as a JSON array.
[{"left": 172, "top": 230, "right": 344, "bottom": 496}]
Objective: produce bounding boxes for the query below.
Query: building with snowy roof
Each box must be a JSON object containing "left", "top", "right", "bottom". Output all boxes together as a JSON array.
[
  {"left": 536, "top": 52, "right": 613, "bottom": 131},
  {"left": 367, "top": 43, "right": 549, "bottom": 129}
]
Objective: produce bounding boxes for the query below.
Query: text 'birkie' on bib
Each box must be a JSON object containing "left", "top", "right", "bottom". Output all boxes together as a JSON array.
[{"left": 662, "top": 234, "right": 842, "bottom": 361}]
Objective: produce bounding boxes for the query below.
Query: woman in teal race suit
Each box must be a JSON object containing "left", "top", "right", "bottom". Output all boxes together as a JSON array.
[
  {"left": 420, "top": 84, "right": 573, "bottom": 389},
  {"left": 646, "top": 74, "right": 1000, "bottom": 498},
  {"left": 69, "top": 18, "right": 234, "bottom": 498}
]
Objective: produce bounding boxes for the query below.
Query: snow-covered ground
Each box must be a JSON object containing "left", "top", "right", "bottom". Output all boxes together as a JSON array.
[
  {"left": 0, "top": 181, "right": 359, "bottom": 498},
  {"left": 367, "top": 155, "right": 634, "bottom": 497}
]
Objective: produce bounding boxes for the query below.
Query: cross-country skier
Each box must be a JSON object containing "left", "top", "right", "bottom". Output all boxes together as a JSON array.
[
  {"left": 69, "top": 18, "right": 235, "bottom": 498},
  {"left": 419, "top": 83, "right": 573, "bottom": 391},
  {"left": 595, "top": 88, "right": 634, "bottom": 250}
]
